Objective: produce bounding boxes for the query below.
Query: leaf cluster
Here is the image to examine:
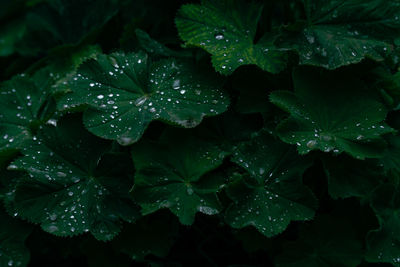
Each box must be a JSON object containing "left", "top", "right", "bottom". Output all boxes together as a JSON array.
[{"left": 1, "top": 0, "right": 400, "bottom": 266}]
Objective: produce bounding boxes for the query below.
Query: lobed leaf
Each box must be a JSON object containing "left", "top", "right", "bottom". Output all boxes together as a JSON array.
[
  {"left": 176, "top": 0, "right": 287, "bottom": 75},
  {"left": 0, "top": 75, "right": 52, "bottom": 152},
  {"left": 9, "top": 116, "right": 139, "bottom": 241},
  {"left": 131, "top": 134, "right": 227, "bottom": 225},
  {"left": 225, "top": 131, "right": 317, "bottom": 237},
  {"left": 276, "top": 0, "right": 400, "bottom": 69},
  {"left": 270, "top": 67, "right": 394, "bottom": 159},
  {"left": 59, "top": 51, "right": 229, "bottom": 146}
]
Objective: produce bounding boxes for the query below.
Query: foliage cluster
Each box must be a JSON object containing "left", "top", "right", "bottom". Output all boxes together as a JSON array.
[{"left": 1, "top": 0, "right": 400, "bottom": 266}]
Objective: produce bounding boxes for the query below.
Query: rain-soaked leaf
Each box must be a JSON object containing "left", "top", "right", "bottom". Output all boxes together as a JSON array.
[
  {"left": 175, "top": 0, "right": 287, "bottom": 75},
  {"left": 366, "top": 184, "right": 400, "bottom": 265},
  {"left": 2, "top": 0, "right": 400, "bottom": 265},
  {"left": 9, "top": 116, "right": 139, "bottom": 241},
  {"left": 0, "top": 75, "right": 52, "bottom": 152},
  {"left": 0, "top": 208, "right": 32, "bottom": 267},
  {"left": 276, "top": 0, "right": 400, "bottom": 69},
  {"left": 131, "top": 134, "right": 227, "bottom": 225},
  {"left": 225, "top": 131, "right": 317, "bottom": 237},
  {"left": 59, "top": 51, "right": 229, "bottom": 146},
  {"left": 270, "top": 67, "right": 394, "bottom": 159}
]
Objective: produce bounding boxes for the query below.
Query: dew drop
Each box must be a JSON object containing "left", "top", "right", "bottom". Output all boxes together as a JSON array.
[
  {"left": 135, "top": 96, "right": 147, "bottom": 106},
  {"left": 187, "top": 187, "right": 194, "bottom": 195},
  {"left": 47, "top": 225, "right": 59, "bottom": 233},
  {"left": 118, "top": 136, "right": 135, "bottom": 146},
  {"left": 215, "top": 34, "right": 224, "bottom": 40},
  {"left": 306, "top": 140, "right": 317, "bottom": 149},
  {"left": 172, "top": 79, "right": 181, "bottom": 90}
]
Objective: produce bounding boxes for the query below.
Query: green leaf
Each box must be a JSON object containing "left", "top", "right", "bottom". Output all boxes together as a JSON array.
[
  {"left": 59, "top": 51, "right": 229, "bottom": 146},
  {"left": 366, "top": 184, "right": 400, "bottom": 266},
  {"left": 131, "top": 134, "right": 227, "bottom": 225},
  {"left": 275, "top": 214, "right": 363, "bottom": 267},
  {"left": 0, "top": 208, "right": 32, "bottom": 267},
  {"left": 0, "top": 75, "right": 52, "bottom": 152},
  {"left": 15, "top": 0, "right": 119, "bottom": 56},
  {"left": 112, "top": 211, "right": 179, "bottom": 261},
  {"left": 270, "top": 67, "right": 394, "bottom": 159},
  {"left": 225, "top": 131, "right": 317, "bottom": 237},
  {"left": 323, "top": 155, "right": 383, "bottom": 200},
  {"left": 276, "top": 0, "right": 400, "bottom": 69},
  {"left": 9, "top": 116, "right": 139, "bottom": 241},
  {"left": 175, "top": 0, "right": 287, "bottom": 75}
]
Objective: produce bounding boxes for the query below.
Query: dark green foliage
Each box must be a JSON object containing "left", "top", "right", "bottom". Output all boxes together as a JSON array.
[{"left": 1, "top": 0, "right": 400, "bottom": 266}]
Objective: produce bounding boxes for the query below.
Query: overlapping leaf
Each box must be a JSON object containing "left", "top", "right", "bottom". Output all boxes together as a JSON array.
[
  {"left": 0, "top": 75, "right": 52, "bottom": 152},
  {"left": 0, "top": 44, "right": 99, "bottom": 154},
  {"left": 0, "top": 209, "right": 32, "bottom": 267},
  {"left": 176, "top": 0, "right": 287, "bottom": 75},
  {"left": 366, "top": 184, "right": 400, "bottom": 266},
  {"left": 59, "top": 51, "right": 229, "bottom": 146},
  {"left": 131, "top": 134, "right": 227, "bottom": 225},
  {"left": 276, "top": 0, "right": 400, "bottom": 69},
  {"left": 9, "top": 116, "right": 139, "bottom": 241},
  {"left": 225, "top": 131, "right": 317, "bottom": 237},
  {"left": 270, "top": 67, "right": 394, "bottom": 159}
]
